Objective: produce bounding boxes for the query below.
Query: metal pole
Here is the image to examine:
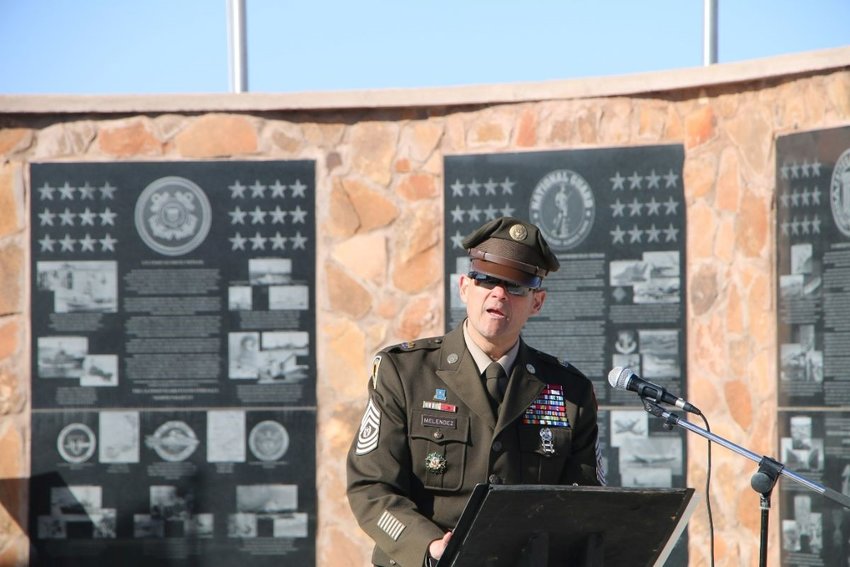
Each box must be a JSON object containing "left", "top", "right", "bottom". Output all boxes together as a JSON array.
[
  {"left": 227, "top": 0, "right": 248, "bottom": 92},
  {"left": 703, "top": 0, "right": 718, "bottom": 65}
]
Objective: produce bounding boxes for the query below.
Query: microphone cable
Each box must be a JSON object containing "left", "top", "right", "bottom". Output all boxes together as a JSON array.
[{"left": 698, "top": 412, "right": 716, "bottom": 567}]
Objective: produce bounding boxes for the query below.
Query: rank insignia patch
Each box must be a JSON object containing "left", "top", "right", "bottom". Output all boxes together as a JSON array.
[
  {"left": 355, "top": 398, "right": 381, "bottom": 455},
  {"left": 522, "top": 384, "right": 570, "bottom": 427}
]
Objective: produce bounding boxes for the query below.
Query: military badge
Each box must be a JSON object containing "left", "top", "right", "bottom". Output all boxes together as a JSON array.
[
  {"left": 424, "top": 452, "right": 447, "bottom": 474},
  {"left": 539, "top": 427, "right": 555, "bottom": 456},
  {"left": 434, "top": 388, "right": 447, "bottom": 401},
  {"left": 522, "top": 384, "right": 570, "bottom": 427},
  {"left": 355, "top": 398, "right": 381, "bottom": 455},
  {"left": 371, "top": 355, "right": 382, "bottom": 389}
]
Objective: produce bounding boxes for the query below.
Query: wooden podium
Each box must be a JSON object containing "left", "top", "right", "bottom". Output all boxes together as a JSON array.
[{"left": 437, "top": 484, "right": 697, "bottom": 567}]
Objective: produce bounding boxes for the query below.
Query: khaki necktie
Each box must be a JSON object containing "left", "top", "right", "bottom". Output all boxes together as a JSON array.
[{"left": 484, "top": 361, "right": 506, "bottom": 408}]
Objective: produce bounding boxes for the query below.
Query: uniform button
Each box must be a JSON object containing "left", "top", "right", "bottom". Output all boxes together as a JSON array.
[
  {"left": 488, "top": 474, "right": 502, "bottom": 485},
  {"left": 433, "top": 431, "right": 443, "bottom": 440},
  {"left": 390, "top": 561, "right": 397, "bottom": 565},
  {"left": 492, "top": 441, "right": 502, "bottom": 452}
]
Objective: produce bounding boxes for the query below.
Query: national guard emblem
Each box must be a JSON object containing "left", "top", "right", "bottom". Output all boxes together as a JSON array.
[{"left": 529, "top": 169, "right": 595, "bottom": 251}]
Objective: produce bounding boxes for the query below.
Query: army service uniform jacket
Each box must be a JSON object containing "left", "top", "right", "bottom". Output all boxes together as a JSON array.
[{"left": 346, "top": 323, "right": 603, "bottom": 567}]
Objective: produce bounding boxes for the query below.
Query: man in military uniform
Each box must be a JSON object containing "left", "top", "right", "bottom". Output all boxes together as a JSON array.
[{"left": 347, "top": 216, "right": 604, "bottom": 567}]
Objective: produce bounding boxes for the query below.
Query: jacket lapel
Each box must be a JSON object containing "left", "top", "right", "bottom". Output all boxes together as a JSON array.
[
  {"left": 435, "top": 325, "right": 496, "bottom": 429},
  {"left": 496, "top": 341, "right": 546, "bottom": 435}
]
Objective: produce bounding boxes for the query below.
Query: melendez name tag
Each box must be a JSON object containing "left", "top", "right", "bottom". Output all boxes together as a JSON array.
[{"left": 422, "top": 415, "right": 457, "bottom": 429}]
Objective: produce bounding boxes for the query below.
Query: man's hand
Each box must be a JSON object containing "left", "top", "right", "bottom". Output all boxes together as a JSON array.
[{"left": 428, "top": 531, "right": 453, "bottom": 560}]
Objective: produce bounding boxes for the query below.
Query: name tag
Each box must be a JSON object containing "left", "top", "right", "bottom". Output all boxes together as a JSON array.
[{"left": 422, "top": 415, "right": 457, "bottom": 429}]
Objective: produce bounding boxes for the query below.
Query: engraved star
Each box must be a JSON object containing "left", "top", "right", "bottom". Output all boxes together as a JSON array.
[
  {"left": 38, "top": 208, "right": 56, "bottom": 226},
  {"left": 250, "top": 180, "right": 266, "bottom": 198},
  {"left": 483, "top": 204, "right": 499, "bottom": 220},
  {"left": 290, "top": 205, "right": 308, "bottom": 223},
  {"left": 78, "top": 183, "right": 96, "bottom": 199},
  {"left": 790, "top": 218, "right": 800, "bottom": 235},
  {"left": 37, "top": 183, "right": 56, "bottom": 200},
  {"left": 663, "top": 224, "right": 679, "bottom": 242},
  {"left": 59, "top": 208, "right": 76, "bottom": 226},
  {"left": 450, "top": 179, "right": 465, "bottom": 197},
  {"left": 811, "top": 215, "right": 821, "bottom": 233},
  {"left": 780, "top": 221, "right": 790, "bottom": 235},
  {"left": 229, "top": 206, "right": 247, "bottom": 224},
  {"left": 59, "top": 234, "right": 75, "bottom": 252},
  {"left": 290, "top": 179, "right": 307, "bottom": 198},
  {"left": 610, "top": 199, "right": 626, "bottom": 217},
  {"left": 663, "top": 169, "right": 679, "bottom": 188},
  {"left": 229, "top": 180, "right": 247, "bottom": 198},
  {"left": 99, "top": 234, "right": 117, "bottom": 251},
  {"left": 811, "top": 187, "right": 821, "bottom": 205},
  {"left": 99, "top": 182, "right": 116, "bottom": 199},
  {"left": 800, "top": 215, "right": 811, "bottom": 234},
  {"left": 790, "top": 190, "right": 800, "bottom": 207},
  {"left": 249, "top": 206, "right": 267, "bottom": 224},
  {"left": 79, "top": 233, "right": 96, "bottom": 252},
  {"left": 467, "top": 205, "right": 482, "bottom": 223},
  {"left": 250, "top": 232, "right": 267, "bottom": 250},
  {"left": 790, "top": 162, "right": 800, "bottom": 178},
  {"left": 811, "top": 159, "right": 822, "bottom": 177},
  {"left": 780, "top": 163, "right": 790, "bottom": 179},
  {"left": 610, "top": 172, "right": 626, "bottom": 191},
  {"left": 484, "top": 179, "right": 498, "bottom": 195},
  {"left": 645, "top": 170, "right": 661, "bottom": 189},
  {"left": 99, "top": 207, "right": 116, "bottom": 226},
  {"left": 628, "top": 172, "right": 642, "bottom": 190},
  {"left": 450, "top": 231, "right": 465, "bottom": 249},
  {"left": 800, "top": 187, "right": 810, "bottom": 206},
  {"left": 645, "top": 224, "right": 661, "bottom": 242},
  {"left": 290, "top": 231, "right": 308, "bottom": 250},
  {"left": 78, "top": 208, "right": 97, "bottom": 226},
  {"left": 270, "top": 232, "right": 287, "bottom": 250},
  {"left": 269, "top": 206, "right": 287, "bottom": 224},
  {"left": 229, "top": 232, "right": 247, "bottom": 250},
  {"left": 801, "top": 159, "right": 811, "bottom": 177},
  {"left": 610, "top": 226, "right": 626, "bottom": 244},
  {"left": 645, "top": 197, "right": 661, "bottom": 215},
  {"left": 663, "top": 197, "right": 679, "bottom": 215},
  {"left": 467, "top": 179, "right": 481, "bottom": 196},
  {"left": 450, "top": 205, "right": 465, "bottom": 223},
  {"left": 500, "top": 203, "right": 515, "bottom": 217},
  {"left": 38, "top": 234, "right": 56, "bottom": 252},
  {"left": 779, "top": 192, "right": 790, "bottom": 208},
  {"left": 500, "top": 178, "right": 515, "bottom": 195},
  {"left": 628, "top": 225, "right": 643, "bottom": 243},
  {"left": 628, "top": 198, "right": 643, "bottom": 216},
  {"left": 269, "top": 180, "right": 287, "bottom": 198},
  {"left": 58, "top": 183, "right": 76, "bottom": 200}
]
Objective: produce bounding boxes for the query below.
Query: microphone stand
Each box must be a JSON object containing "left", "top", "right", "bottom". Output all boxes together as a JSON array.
[{"left": 640, "top": 398, "right": 850, "bottom": 567}]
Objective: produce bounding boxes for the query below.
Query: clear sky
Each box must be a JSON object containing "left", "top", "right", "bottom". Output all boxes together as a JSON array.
[{"left": 0, "top": 0, "right": 847, "bottom": 95}]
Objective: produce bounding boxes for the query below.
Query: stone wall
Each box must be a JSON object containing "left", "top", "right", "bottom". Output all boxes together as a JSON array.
[{"left": 1, "top": 48, "right": 850, "bottom": 566}]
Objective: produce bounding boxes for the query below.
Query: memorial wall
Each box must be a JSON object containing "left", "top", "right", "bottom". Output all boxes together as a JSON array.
[{"left": 0, "top": 47, "right": 848, "bottom": 566}]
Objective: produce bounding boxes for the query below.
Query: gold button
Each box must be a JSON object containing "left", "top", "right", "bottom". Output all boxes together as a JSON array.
[{"left": 433, "top": 431, "right": 443, "bottom": 440}]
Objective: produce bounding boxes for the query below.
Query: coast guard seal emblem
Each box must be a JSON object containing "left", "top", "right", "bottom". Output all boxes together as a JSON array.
[
  {"left": 135, "top": 176, "right": 212, "bottom": 256},
  {"left": 831, "top": 148, "right": 850, "bottom": 237},
  {"left": 529, "top": 169, "right": 595, "bottom": 250}
]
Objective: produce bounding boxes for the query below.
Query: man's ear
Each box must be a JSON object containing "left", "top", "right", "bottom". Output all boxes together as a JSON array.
[
  {"left": 531, "top": 289, "right": 546, "bottom": 314},
  {"left": 458, "top": 273, "right": 470, "bottom": 304}
]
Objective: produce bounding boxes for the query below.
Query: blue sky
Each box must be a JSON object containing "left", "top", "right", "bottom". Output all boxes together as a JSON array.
[{"left": 0, "top": 0, "right": 847, "bottom": 95}]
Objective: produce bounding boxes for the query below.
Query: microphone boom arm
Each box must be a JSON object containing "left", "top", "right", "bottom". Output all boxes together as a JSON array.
[{"left": 640, "top": 398, "right": 850, "bottom": 510}]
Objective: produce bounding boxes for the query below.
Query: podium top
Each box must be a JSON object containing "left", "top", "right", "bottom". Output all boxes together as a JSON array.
[{"left": 438, "top": 484, "right": 697, "bottom": 567}]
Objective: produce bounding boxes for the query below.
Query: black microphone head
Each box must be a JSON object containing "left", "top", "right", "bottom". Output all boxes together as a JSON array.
[{"left": 607, "top": 366, "right": 633, "bottom": 389}]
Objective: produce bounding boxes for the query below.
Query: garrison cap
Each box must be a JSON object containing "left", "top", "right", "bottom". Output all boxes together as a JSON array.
[{"left": 462, "top": 216, "right": 560, "bottom": 289}]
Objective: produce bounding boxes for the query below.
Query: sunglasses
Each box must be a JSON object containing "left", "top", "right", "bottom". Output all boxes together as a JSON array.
[{"left": 467, "top": 271, "right": 535, "bottom": 296}]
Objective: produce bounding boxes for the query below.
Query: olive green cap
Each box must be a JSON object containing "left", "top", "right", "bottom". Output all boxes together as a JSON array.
[{"left": 462, "top": 216, "right": 559, "bottom": 288}]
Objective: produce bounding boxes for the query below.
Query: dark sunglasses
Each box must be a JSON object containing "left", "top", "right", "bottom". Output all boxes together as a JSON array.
[{"left": 467, "top": 271, "right": 535, "bottom": 296}]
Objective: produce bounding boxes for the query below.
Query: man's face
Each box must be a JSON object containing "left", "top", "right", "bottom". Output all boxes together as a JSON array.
[{"left": 458, "top": 272, "right": 545, "bottom": 356}]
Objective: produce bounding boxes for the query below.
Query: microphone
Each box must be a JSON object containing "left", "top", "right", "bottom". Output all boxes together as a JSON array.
[{"left": 607, "top": 366, "right": 702, "bottom": 415}]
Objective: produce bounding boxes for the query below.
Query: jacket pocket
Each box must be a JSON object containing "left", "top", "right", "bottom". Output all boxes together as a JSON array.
[
  {"left": 518, "top": 425, "right": 572, "bottom": 482},
  {"left": 409, "top": 410, "right": 469, "bottom": 491}
]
